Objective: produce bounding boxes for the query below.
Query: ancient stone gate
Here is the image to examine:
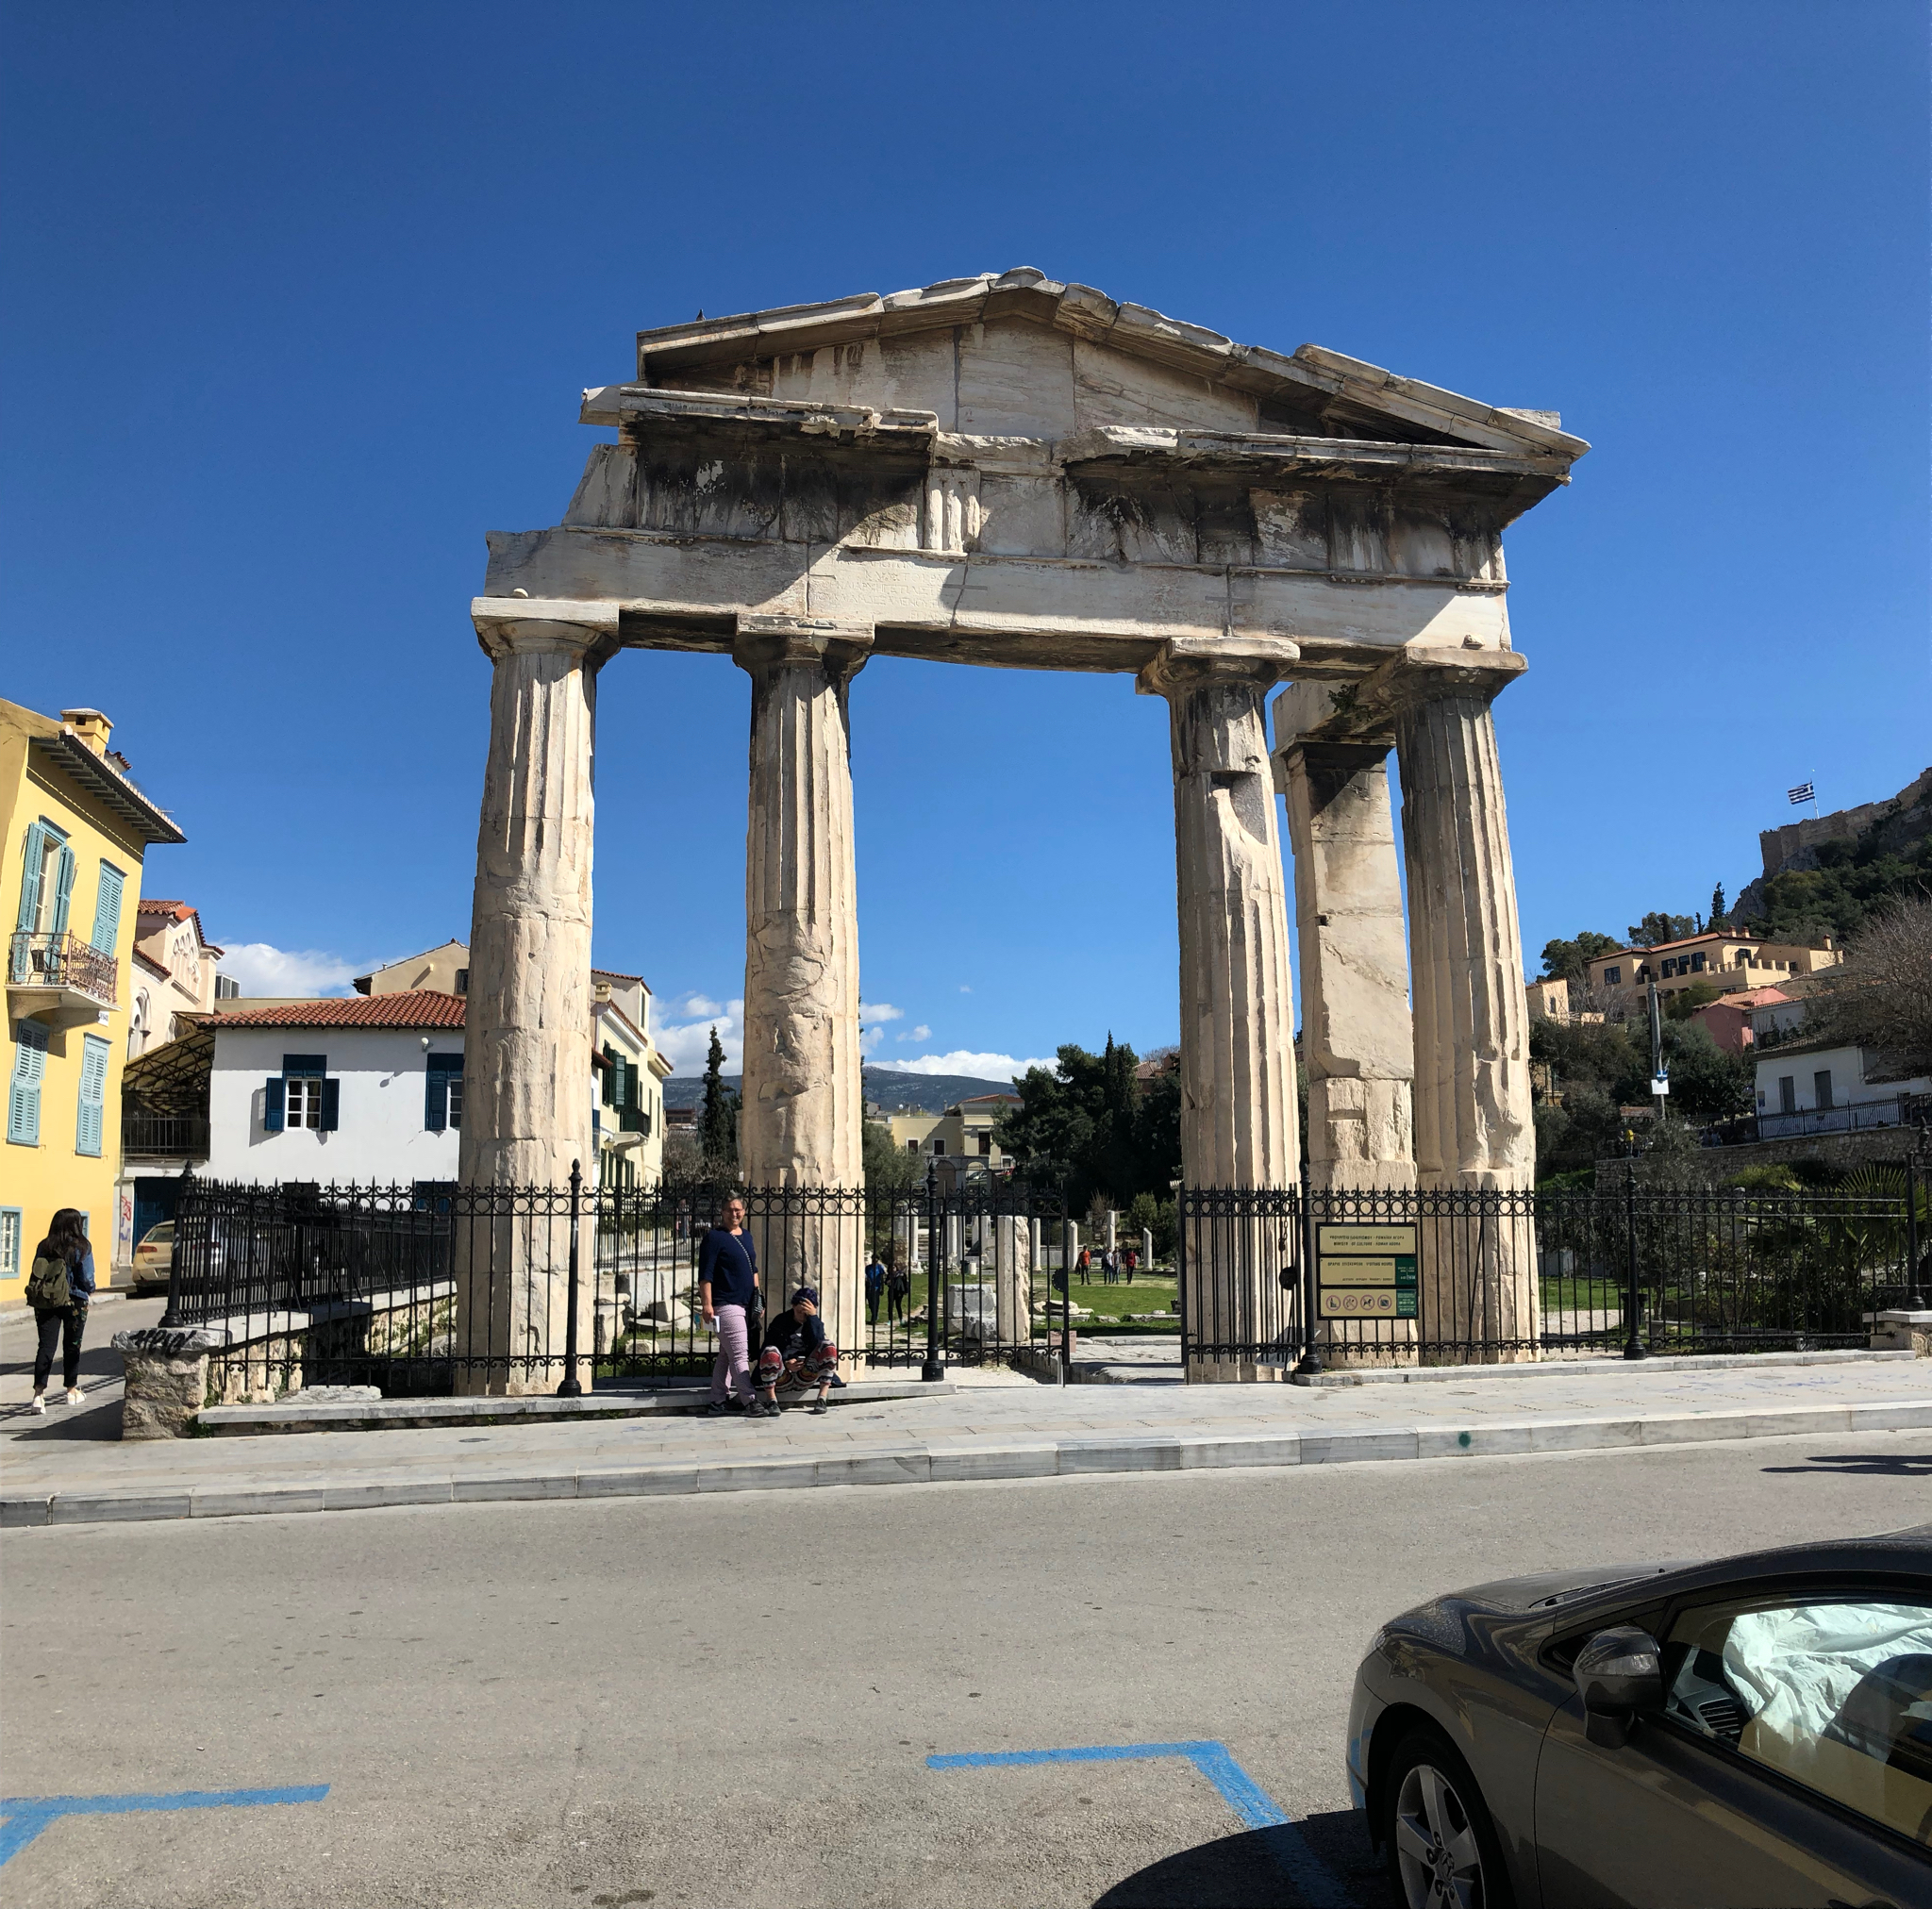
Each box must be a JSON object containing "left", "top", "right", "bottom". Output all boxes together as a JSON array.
[{"left": 456, "top": 268, "right": 1587, "bottom": 1386}]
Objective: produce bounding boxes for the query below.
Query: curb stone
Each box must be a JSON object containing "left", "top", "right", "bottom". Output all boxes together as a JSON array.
[{"left": 3, "top": 1397, "right": 1927, "bottom": 1529}]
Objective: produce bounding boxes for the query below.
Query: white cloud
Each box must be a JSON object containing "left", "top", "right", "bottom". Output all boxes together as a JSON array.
[
  {"left": 897, "top": 1023, "right": 932, "bottom": 1041},
  {"left": 656, "top": 993, "right": 744, "bottom": 1073},
  {"left": 958, "top": 984, "right": 973, "bottom": 993},
  {"left": 889, "top": 1049, "right": 1056, "bottom": 1081},
  {"left": 218, "top": 943, "right": 363, "bottom": 996},
  {"left": 858, "top": 1001, "right": 903, "bottom": 1022}
]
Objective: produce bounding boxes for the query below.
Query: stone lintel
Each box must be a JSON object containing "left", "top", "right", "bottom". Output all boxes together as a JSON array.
[
  {"left": 581, "top": 383, "right": 941, "bottom": 442},
  {"left": 1135, "top": 636, "right": 1300, "bottom": 700},
  {"left": 1278, "top": 642, "right": 1528, "bottom": 751}
]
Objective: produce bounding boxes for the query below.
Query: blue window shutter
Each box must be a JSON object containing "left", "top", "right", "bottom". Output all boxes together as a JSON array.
[
  {"left": 91, "top": 863, "right": 125, "bottom": 954},
  {"left": 264, "top": 1076, "right": 285, "bottom": 1132},
  {"left": 8, "top": 1021, "right": 48, "bottom": 1146},
  {"left": 319, "top": 1077, "right": 340, "bottom": 1131},
  {"left": 14, "top": 822, "right": 46, "bottom": 934},
  {"left": 425, "top": 1068, "right": 446, "bottom": 1132},
  {"left": 50, "top": 844, "right": 75, "bottom": 936},
  {"left": 75, "top": 1034, "right": 108, "bottom": 1156}
]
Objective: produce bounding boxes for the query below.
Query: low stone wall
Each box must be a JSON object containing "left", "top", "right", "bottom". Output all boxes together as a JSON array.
[{"left": 1604, "top": 1124, "right": 1926, "bottom": 1184}]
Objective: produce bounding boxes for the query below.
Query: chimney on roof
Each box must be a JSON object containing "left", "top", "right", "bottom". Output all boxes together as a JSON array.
[{"left": 61, "top": 709, "right": 112, "bottom": 756}]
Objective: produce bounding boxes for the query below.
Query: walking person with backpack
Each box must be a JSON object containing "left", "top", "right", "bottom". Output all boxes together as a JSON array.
[{"left": 26, "top": 1208, "right": 95, "bottom": 1413}]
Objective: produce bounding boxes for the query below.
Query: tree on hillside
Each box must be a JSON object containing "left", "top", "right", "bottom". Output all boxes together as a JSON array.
[
  {"left": 1808, "top": 894, "right": 1932, "bottom": 1080},
  {"left": 698, "top": 1026, "right": 739, "bottom": 1178},
  {"left": 1709, "top": 882, "right": 1727, "bottom": 927},
  {"left": 1627, "top": 911, "right": 1698, "bottom": 948},
  {"left": 1540, "top": 930, "right": 1620, "bottom": 980}
]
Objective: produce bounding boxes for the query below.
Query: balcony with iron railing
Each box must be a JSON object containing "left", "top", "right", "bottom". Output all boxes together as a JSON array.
[
  {"left": 8, "top": 930, "right": 118, "bottom": 1028},
  {"left": 122, "top": 1111, "right": 210, "bottom": 1160}
]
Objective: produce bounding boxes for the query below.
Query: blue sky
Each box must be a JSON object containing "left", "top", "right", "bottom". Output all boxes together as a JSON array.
[{"left": 5, "top": 2, "right": 1925, "bottom": 1079}]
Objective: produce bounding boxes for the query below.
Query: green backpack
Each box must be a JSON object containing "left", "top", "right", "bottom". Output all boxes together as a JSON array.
[{"left": 25, "top": 1253, "right": 73, "bottom": 1310}]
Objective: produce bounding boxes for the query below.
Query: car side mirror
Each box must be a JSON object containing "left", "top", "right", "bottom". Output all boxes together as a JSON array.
[{"left": 1574, "top": 1625, "right": 1664, "bottom": 1747}]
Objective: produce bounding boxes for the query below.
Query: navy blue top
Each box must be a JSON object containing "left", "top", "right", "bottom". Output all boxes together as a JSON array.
[
  {"left": 762, "top": 1305, "right": 827, "bottom": 1362},
  {"left": 697, "top": 1228, "right": 758, "bottom": 1310}
]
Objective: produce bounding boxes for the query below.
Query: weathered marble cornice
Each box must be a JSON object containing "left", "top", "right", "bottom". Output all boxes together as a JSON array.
[
  {"left": 581, "top": 383, "right": 940, "bottom": 444},
  {"left": 630, "top": 268, "right": 1591, "bottom": 463}
]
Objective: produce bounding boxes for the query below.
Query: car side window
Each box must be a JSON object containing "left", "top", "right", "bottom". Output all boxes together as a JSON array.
[{"left": 1660, "top": 1594, "right": 1932, "bottom": 1846}]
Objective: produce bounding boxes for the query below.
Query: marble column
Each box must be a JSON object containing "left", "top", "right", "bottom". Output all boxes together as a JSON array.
[
  {"left": 735, "top": 614, "right": 870, "bottom": 1370},
  {"left": 1392, "top": 656, "right": 1539, "bottom": 1361},
  {"left": 1273, "top": 685, "right": 1416, "bottom": 1194},
  {"left": 1139, "top": 637, "right": 1303, "bottom": 1381},
  {"left": 458, "top": 615, "right": 605, "bottom": 1394}
]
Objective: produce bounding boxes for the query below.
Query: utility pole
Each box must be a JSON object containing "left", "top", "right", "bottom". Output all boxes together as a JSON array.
[{"left": 1649, "top": 980, "right": 1669, "bottom": 1126}]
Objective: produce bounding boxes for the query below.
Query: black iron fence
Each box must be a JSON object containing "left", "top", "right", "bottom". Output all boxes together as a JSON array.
[
  {"left": 165, "top": 1172, "right": 1073, "bottom": 1399},
  {"left": 1177, "top": 1164, "right": 1929, "bottom": 1370},
  {"left": 164, "top": 1164, "right": 1927, "bottom": 1397}
]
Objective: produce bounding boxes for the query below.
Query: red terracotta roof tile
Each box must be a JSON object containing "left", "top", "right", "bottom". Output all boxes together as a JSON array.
[{"left": 204, "top": 990, "right": 466, "bottom": 1030}]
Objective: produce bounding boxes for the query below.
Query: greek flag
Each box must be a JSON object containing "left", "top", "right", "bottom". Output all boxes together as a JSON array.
[{"left": 1788, "top": 782, "right": 1814, "bottom": 805}]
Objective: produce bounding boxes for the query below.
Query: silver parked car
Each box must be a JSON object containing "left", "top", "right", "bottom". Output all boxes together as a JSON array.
[{"left": 1348, "top": 1528, "right": 1930, "bottom": 1907}]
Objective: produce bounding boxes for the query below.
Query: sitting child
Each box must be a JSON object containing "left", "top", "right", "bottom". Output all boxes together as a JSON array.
[{"left": 755, "top": 1286, "right": 841, "bottom": 1417}]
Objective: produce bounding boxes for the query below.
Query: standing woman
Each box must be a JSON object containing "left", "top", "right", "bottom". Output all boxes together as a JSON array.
[
  {"left": 26, "top": 1207, "right": 95, "bottom": 1413},
  {"left": 698, "top": 1194, "right": 760, "bottom": 1416}
]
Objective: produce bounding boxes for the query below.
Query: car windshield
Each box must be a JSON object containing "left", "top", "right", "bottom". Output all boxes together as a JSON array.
[
  {"left": 1662, "top": 1595, "right": 1932, "bottom": 1845},
  {"left": 145, "top": 1223, "right": 174, "bottom": 1242}
]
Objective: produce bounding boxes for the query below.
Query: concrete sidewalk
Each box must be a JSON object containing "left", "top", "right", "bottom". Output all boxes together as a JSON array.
[{"left": 3, "top": 1344, "right": 1926, "bottom": 1528}]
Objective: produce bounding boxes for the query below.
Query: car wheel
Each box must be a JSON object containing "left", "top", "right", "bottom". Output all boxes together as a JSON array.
[{"left": 1384, "top": 1727, "right": 1510, "bottom": 1909}]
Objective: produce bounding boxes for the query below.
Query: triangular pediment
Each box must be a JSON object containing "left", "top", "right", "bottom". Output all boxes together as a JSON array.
[{"left": 628, "top": 268, "right": 1588, "bottom": 461}]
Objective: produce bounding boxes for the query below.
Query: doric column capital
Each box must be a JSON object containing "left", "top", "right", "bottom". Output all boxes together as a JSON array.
[
  {"left": 733, "top": 613, "right": 874, "bottom": 684},
  {"left": 1134, "top": 635, "right": 1300, "bottom": 701},
  {"left": 471, "top": 597, "right": 620, "bottom": 667},
  {"left": 1357, "top": 641, "right": 1527, "bottom": 720}
]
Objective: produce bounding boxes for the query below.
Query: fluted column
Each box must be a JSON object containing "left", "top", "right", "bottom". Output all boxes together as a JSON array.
[
  {"left": 736, "top": 614, "right": 870, "bottom": 1370},
  {"left": 458, "top": 615, "right": 605, "bottom": 1394},
  {"left": 1392, "top": 655, "right": 1539, "bottom": 1361},
  {"left": 1140, "top": 637, "right": 1302, "bottom": 1381},
  {"left": 1273, "top": 685, "right": 1415, "bottom": 1194}
]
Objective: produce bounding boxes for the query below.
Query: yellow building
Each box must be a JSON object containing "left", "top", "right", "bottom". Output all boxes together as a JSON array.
[
  {"left": 3, "top": 702, "right": 185, "bottom": 1298},
  {"left": 887, "top": 1094, "right": 1021, "bottom": 1172}
]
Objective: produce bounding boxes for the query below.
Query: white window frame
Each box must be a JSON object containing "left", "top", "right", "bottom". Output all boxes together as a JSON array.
[{"left": 286, "top": 1075, "right": 324, "bottom": 1130}]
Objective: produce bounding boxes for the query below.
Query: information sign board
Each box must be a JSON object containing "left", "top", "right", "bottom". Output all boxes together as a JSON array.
[{"left": 1315, "top": 1222, "right": 1418, "bottom": 1320}]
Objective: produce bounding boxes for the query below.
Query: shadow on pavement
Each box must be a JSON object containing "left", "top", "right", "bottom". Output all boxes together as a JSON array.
[
  {"left": 1760, "top": 1450, "right": 1932, "bottom": 1477},
  {"left": 1092, "top": 1810, "right": 1393, "bottom": 1908}
]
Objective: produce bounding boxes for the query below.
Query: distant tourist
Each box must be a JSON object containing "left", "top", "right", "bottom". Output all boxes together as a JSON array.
[
  {"left": 698, "top": 1195, "right": 759, "bottom": 1415},
  {"left": 887, "top": 1259, "right": 911, "bottom": 1322},
  {"left": 756, "top": 1286, "right": 840, "bottom": 1417},
  {"left": 865, "top": 1253, "right": 887, "bottom": 1324},
  {"left": 1123, "top": 1248, "right": 1137, "bottom": 1284},
  {"left": 1077, "top": 1246, "right": 1091, "bottom": 1281},
  {"left": 26, "top": 1208, "right": 95, "bottom": 1413},
  {"left": 1101, "top": 1248, "right": 1118, "bottom": 1285}
]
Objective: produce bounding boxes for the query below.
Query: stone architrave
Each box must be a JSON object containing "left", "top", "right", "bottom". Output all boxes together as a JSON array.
[
  {"left": 1387, "top": 647, "right": 1539, "bottom": 1361},
  {"left": 458, "top": 613, "right": 608, "bottom": 1395},
  {"left": 735, "top": 614, "right": 870, "bottom": 1369},
  {"left": 1140, "top": 636, "right": 1303, "bottom": 1381}
]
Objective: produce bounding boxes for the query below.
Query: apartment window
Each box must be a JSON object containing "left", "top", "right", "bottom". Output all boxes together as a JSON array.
[
  {"left": 1605, "top": 966, "right": 1622, "bottom": 986},
  {"left": 1778, "top": 1076, "right": 1797, "bottom": 1115},
  {"left": 8, "top": 1020, "right": 48, "bottom": 1145},
  {"left": 425, "top": 1054, "right": 464, "bottom": 1133},
  {"left": 214, "top": 973, "right": 240, "bottom": 1000},
  {"left": 1690, "top": 953, "right": 1706, "bottom": 972},
  {"left": 0, "top": 1207, "right": 21, "bottom": 1284},
  {"left": 264, "top": 1054, "right": 337, "bottom": 1133},
  {"left": 454, "top": 968, "right": 469, "bottom": 996},
  {"left": 1813, "top": 1070, "right": 1833, "bottom": 1111},
  {"left": 13, "top": 819, "right": 75, "bottom": 946},
  {"left": 907, "top": 1138, "right": 921, "bottom": 1154},
  {"left": 75, "top": 1033, "right": 108, "bottom": 1157}
]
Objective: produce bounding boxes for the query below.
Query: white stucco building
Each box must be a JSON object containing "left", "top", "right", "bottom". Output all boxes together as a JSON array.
[{"left": 203, "top": 991, "right": 468, "bottom": 1186}]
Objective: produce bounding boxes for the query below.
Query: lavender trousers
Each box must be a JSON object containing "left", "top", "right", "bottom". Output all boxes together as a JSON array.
[{"left": 708, "top": 1303, "right": 756, "bottom": 1403}]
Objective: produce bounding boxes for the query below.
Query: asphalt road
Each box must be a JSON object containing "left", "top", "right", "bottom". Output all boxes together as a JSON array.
[{"left": 2, "top": 1429, "right": 1925, "bottom": 1908}]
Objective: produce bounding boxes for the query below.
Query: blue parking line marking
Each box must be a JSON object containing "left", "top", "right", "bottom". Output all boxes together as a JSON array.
[
  {"left": 0, "top": 1786, "right": 329, "bottom": 1868},
  {"left": 928, "top": 1741, "right": 1348, "bottom": 1905}
]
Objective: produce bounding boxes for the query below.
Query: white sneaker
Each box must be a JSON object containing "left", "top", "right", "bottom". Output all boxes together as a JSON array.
[
  {"left": 66, "top": 1387, "right": 86, "bottom": 1406},
  {"left": 29, "top": 1393, "right": 46, "bottom": 1415}
]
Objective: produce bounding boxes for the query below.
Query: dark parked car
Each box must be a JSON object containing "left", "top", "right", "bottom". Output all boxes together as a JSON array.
[{"left": 1348, "top": 1528, "right": 1930, "bottom": 1907}]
